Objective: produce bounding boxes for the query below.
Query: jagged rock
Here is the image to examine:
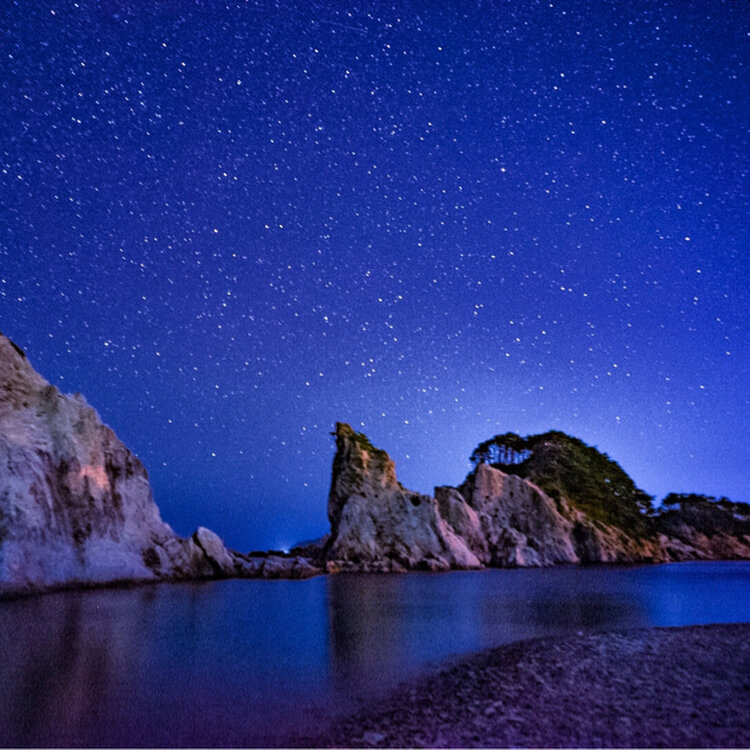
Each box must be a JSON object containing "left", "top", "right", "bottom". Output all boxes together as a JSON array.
[
  {"left": 434, "top": 486, "right": 489, "bottom": 563},
  {"left": 660, "top": 529, "right": 750, "bottom": 561},
  {"left": 459, "top": 463, "right": 665, "bottom": 565},
  {"left": 257, "top": 555, "right": 321, "bottom": 579},
  {"left": 465, "top": 429, "right": 670, "bottom": 564},
  {"left": 325, "top": 423, "right": 482, "bottom": 571},
  {"left": 324, "top": 423, "right": 586, "bottom": 570},
  {"left": 290, "top": 533, "right": 329, "bottom": 561},
  {"left": 458, "top": 463, "right": 579, "bottom": 566},
  {"left": 567, "top": 508, "right": 666, "bottom": 563},
  {"left": 323, "top": 422, "right": 748, "bottom": 571},
  {"left": 190, "top": 526, "right": 237, "bottom": 575},
  {"left": 0, "top": 333, "right": 292, "bottom": 596}
]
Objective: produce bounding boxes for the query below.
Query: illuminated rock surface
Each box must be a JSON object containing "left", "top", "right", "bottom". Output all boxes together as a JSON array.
[
  {"left": 0, "top": 333, "right": 319, "bottom": 596},
  {"left": 325, "top": 422, "right": 482, "bottom": 571}
]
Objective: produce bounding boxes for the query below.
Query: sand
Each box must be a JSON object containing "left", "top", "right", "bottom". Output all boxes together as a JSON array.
[{"left": 299, "top": 623, "right": 750, "bottom": 748}]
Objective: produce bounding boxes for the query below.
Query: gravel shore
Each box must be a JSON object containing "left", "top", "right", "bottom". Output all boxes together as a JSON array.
[{"left": 299, "top": 623, "right": 750, "bottom": 748}]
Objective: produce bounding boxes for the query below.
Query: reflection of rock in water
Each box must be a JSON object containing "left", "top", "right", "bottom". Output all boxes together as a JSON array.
[
  {"left": 478, "top": 588, "right": 648, "bottom": 636},
  {"left": 326, "top": 575, "right": 405, "bottom": 694},
  {"left": 1, "top": 595, "right": 82, "bottom": 745},
  {"left": 0, "top": 587, "right": 173, "bottom": 746},
  {"left": 527, "top": 593, "right": 644, "bottom": 627}
]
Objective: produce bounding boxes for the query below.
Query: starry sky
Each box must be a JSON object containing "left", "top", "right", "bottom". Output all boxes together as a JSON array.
[{"left": 1, "top": 0, "right": 748, "bottom": 551}]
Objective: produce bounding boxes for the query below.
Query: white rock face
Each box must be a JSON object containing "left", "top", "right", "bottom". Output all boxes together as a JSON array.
[
  {"left": 0, "top": 333, "right": 244, "bottom": 595},
  {"left": 325, "top": 422, "right": 583, "bottom": 570},
  {"left": 434, "top": 486, "right": 489, "bottom": 563},
  {"left": 326, "top": 423, "right": 482, "bottom": 571},
  {"left": 458, "top": 463, "right": 580, "bottom": 566}
]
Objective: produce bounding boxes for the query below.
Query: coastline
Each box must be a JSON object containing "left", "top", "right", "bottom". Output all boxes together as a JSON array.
[
  {"left": 3, "top": 555, "right": 750, "bottom": 601},
  {"left": 300, "top": 622, "right": 750, "bottom": 748}
]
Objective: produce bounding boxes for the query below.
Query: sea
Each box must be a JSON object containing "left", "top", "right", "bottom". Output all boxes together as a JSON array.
[{"left": 1, "top": 561, "right": 749, "bottom": 747}]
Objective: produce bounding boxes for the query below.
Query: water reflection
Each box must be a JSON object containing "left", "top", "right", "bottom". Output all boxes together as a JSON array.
[
  {"left": 474, "top": 567, "right": 651, "bottom": 633},
  {"left": 0, "top": 587, "right": 164, "bottom": 746},
  {"left": 326, "top": 575, "right": 403, "bottom": 690},
  {"left": 324, "top": 567, "right": 651, "bottom": 701},
  {"left": 0, "top": 562, "right": 749, "bottom": 747},
  {"left": 522, "top": 592, "right": 638, "bottom": 627}
]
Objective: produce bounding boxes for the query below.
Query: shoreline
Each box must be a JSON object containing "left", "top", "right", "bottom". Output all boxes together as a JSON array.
[
  {"left": 299, "top": 622, "right": 750, "bottom": 748},
  {"left": 4, "top": 556, "right": 750, "bottom": 601}
]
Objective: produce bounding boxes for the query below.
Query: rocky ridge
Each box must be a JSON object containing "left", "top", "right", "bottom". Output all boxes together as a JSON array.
[
  {"left": 324, "top": 423, "right": 750, "bottom": 571},
  {"left": 0, "top": 333, "right": 319, "bottom": 597}
]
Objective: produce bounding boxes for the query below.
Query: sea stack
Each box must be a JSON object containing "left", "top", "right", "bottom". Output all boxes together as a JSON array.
[
  {"left": 325, "top": 422, "right": 482, "bottom": 571},
  {"left": 0, "top": 332, "right": 245, "bottom": 596}
]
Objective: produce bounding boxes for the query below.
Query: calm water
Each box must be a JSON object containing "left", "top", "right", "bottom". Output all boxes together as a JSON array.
[{"left": 1, "top": 561, "right": 749, "bottom": 747}]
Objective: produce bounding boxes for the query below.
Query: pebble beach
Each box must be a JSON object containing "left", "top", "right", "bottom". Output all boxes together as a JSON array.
[{"left": 299, "top": 623, "right": 750, "bottom": 748}]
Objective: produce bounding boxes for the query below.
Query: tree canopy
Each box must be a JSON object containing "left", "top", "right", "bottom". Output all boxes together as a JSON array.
[
  {"left": 469, "top": 430, "right": 655, "bottom": 535},
  {"left": 656, "top": 493, "right": 750, "bottom": 539}
]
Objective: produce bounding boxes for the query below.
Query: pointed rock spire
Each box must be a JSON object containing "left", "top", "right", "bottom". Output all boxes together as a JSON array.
[{"left": 325, "top": 423, "right": 482, "bottom": 571}]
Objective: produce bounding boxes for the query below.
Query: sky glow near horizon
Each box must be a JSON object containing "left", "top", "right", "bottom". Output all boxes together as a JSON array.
[{"left": 1, "top": 0, "right": 748, "bottom": 550}]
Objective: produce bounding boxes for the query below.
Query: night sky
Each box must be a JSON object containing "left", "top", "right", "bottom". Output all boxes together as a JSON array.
[{"left": 2, "top": 1, "right": 748, "bottom": 551}]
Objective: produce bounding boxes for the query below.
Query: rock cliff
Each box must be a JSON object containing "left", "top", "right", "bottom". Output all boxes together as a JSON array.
[
  {"left": 0, "top": 333, "right": 319, "bottom": 596},
  {"left": 325, "top": 423, "right": 750, "bottom": 570},
  {"left": 325, "top": 423, "right": 481, "bottom": 571}
]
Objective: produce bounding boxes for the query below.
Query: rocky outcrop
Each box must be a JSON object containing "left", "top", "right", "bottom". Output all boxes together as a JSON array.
[
  {"left": 655, "top": 494, "right": 750, "bottom": 561},
  {"left": 457, "top": 463, "right": 579, "bottom": 566},
  {"left": 324, "top": 423, "right": 665, "bottom": 570},
  {"left": 0, "top": 333, "right": 321, "bottom": 596},
  {"left": 324, "top": 423, "right": 747, "bottom": 571},
  {"left": 290, "top": 533, "right": 329, "bottom": 562},
  {"left": 237, "top": 553, "right": 321, "bottom": 579},
  {"left": 433, "top": 486, "right": 488, "bottom": 562},
  {"left": 456, "top": 462, "right": 665, "bottom": 566},
  {"left": 325, "top": 423, "right": 482, "bottom": 571}
]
